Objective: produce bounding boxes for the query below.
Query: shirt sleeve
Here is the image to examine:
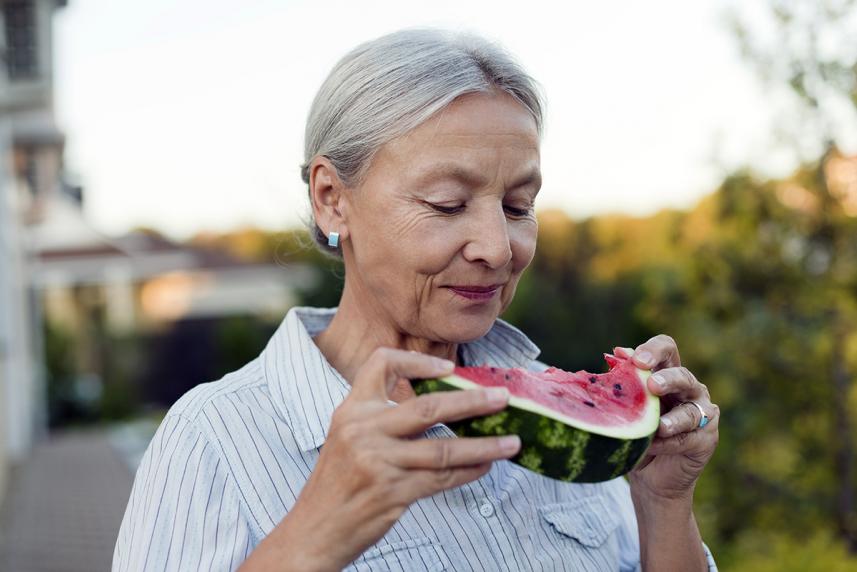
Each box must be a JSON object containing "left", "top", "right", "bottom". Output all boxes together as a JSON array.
[
  {"left": 112, "top": 414, "right": 255, "bottom": 572},
  {"left": 605, "top": 477, "right": 719, "bottom": 572}
]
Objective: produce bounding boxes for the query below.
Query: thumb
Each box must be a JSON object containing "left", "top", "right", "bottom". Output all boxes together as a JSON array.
[{"left": 350, "top": 348, "right": 454, "bottom": 402}]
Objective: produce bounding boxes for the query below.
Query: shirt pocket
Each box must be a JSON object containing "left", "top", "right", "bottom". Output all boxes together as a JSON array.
[
  {"left": 537, "top": 495, "right": 621, "bottom": 568},
  {"left": 345, "top": 537, "right": 451, "bottom": 572}
]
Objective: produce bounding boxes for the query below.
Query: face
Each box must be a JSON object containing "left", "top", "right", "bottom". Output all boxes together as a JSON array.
[{"left": 341, "top": 90, "right": 541, "bottom": 342}]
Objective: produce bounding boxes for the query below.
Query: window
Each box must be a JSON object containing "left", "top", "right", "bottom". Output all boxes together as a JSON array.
[{"left": 3, "top": 0, "right": 38, "bottom": 80}]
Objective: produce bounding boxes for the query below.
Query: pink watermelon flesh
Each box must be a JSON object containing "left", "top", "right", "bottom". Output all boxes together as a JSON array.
[{"left": 453, "top": 353, "right": 647, "bottom": 427}]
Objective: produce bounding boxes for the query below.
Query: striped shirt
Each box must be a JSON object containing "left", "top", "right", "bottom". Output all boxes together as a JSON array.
[{"left": 113, "top": 306, "right": 718, "bottom": 571}]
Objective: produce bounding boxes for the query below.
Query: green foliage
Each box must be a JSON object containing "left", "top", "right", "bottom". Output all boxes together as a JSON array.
[
  {"left": 191, "top": 226, "right": 346, "bottom": 307},
  {"left": 502, "top": 213, "right": 658, "bottom": 372},
  {"left": 642, "top": 165, "right": 857, "bottom": 551},
  {"left": 43, "top": 320, "right": 80, "bottom": 426},
  {"left": 44, "top": 319, "right": 144, "bottom": 424},
  {"left": 213, "top": 315, "right": 277, "bottom": 374},
  {"left": 99, "top": 331, "right": 143, "bottom": 421},
  {"left": 724, "top": 529, "right": 857, "bottom": 571},
  {"left": 727, "top": 0, "right": 857, "bottom": 157},
  {"left": 296, "top": 257, "right": 344, "bottom": 309}
]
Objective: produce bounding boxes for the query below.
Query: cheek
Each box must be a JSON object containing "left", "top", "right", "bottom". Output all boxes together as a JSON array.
[
  {"left": 391, "top": 217, "right": 465, "bottom": 274},
  {"left": 510, "top": 223, "right": 538, "bottom": 272},
  {"left": 499, "top": 224, "right": 536, "bottom": 309},
  {"left": 353, "top": 210, "right": 461, "bottom": 285}
]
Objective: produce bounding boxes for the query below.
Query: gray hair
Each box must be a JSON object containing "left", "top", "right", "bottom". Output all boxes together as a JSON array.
[{"left": 301, "top": 28, "right": 545, "bottom": 254}]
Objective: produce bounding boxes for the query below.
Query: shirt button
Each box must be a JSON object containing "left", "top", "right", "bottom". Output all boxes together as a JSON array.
[{"left": 479, "top": 500, "right": 495, "bottom": 518}]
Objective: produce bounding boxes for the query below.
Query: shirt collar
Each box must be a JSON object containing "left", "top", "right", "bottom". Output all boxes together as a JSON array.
[{"left": 262, "top": 306, "right": 541, "bottom": 452}]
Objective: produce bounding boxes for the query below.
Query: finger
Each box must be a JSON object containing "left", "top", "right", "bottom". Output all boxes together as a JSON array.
[
  {"left": 632, "top": 334, "right": 681, "bottom": 370},
  {"left": 351, "top": 348, "right": 454, "bottom": 402},
  {"left": 394, "top": 435, "right": 521, "bottom": 470},
  {"left": 377, "top": 387, "right": 510, "bottom": 437},
  {"left": 647, "top": 366, "right": 708, "bottom": 400},
  {"left": 613, "top": 346, "right": 634, "bottom": 359},
  {"left": 410, "top": 463, "right": 494, "bottom": 499},
  {"left": 658, "top": 401, "right": 719, "bottom": 437},
  {"left": 646, "top": 428, "right": 718, "bottom": 456}
]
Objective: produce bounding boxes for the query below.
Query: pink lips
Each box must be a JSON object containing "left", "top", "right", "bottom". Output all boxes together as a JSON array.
[{"left": 447, "top": 284, "right": 502, "bottom": 301}]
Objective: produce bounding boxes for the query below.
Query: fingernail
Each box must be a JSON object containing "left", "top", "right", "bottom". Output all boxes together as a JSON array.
[
  {"left": 650, "top": 374, "right": 666, "bottom": 390},
  {"left": 636, "top": 351, "right": 653, "bottom": 366},
  {"left": 499, "top": 435, "right": 521, "bottom": 454},
  {"left": 660, "top": 416, "right": 673, "bottom": 431},
  {"left": 435, "top": 358, "right": 455, "bottom": 370},
  {"left": 485, "top": 387, "right": 510, "bottom": 404}
]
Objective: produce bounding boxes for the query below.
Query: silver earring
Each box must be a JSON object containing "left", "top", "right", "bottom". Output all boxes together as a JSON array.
[{"left": 327, "top": 231, "right": 340, "bottom": 248}]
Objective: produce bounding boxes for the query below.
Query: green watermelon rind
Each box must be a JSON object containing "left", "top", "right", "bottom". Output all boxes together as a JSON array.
[{"left": 412, "top": 369, "right": 659, "bottom": 483}]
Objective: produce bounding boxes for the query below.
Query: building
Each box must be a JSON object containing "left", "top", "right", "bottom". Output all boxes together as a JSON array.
[
  {"left": 0, "top": 0, "right": 67, "bottom": 501},
  {"left": 31, "top": 222, "right": 316, "bottom": 416},
  {"left": 1, "top": 1, "right": 318, "bottom": 502}
]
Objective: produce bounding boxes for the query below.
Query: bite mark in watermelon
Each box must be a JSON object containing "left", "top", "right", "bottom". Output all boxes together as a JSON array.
[{"left": 412, "top": 353, "right": 660, "bottom": 482}]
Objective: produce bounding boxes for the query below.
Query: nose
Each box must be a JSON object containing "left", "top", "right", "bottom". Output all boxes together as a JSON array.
[{"left": 461, "top": 202, "right": 513, "bottom": 269}]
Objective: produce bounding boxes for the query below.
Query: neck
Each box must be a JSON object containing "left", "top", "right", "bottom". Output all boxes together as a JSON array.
[{"left": 313, "top": 277, "right": 458, "bottom": 402}]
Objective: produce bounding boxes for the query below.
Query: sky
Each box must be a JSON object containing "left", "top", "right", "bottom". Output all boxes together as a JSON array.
[{"left": 55, "top": 0, "right": 802, "bottom": 240}]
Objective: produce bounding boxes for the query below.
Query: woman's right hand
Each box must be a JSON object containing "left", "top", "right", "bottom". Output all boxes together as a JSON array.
[{"left": 240, "top": 348, "right": 520, "bottom": 572}]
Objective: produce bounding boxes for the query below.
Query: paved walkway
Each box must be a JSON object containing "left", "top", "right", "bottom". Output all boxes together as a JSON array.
[{"left": 0, "top": 430, "right": 136, "bottom": 572}]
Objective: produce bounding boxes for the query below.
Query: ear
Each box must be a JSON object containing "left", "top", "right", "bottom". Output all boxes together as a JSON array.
[{"left": 308, "top": 156, "right": 349, "bottom": 243}]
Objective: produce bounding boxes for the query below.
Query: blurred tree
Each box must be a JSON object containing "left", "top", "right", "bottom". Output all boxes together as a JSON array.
[
  {"left": 729, "top": 0, "right": 857, "bottom": 158},
  {"left": 213, "top": 315, "right": 277, "bottom": 376},
  {"left": 636, "top": 169, "right": 857, "bottom": 562},
  {"left": 730, "top": 529, "right": 857, "bottom": 571},
  {"left": 728, "top": 0, "right": 857, "bottom": 552},
  {"left": 43, "top": 320, "right": 81, "bottom": 426},
  {"left": 186, "top": 226, "right": 346, "bottom": 307},
  {"left": 503, "top": 211, "right": 662, "bottom": 373}
]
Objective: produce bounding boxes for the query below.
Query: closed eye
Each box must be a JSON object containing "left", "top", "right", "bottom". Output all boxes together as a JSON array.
[
  {"left": 425, "top": 202, "right": 465, "bottom": 215},
  {"left": 504, "top": 204, "right": 533, "bottom": 217},
  {"left": 425, "top": 201, "right": 533, "bottom": 217}
]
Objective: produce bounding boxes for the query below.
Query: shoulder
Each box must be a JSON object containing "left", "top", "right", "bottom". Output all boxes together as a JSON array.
[
  {"left": 129, "top": 354, "right": 270, "bottom": 499},
  {"left": 142, "top": 355, "right": 279, "bottom": 488},
  {"left": 166, "top": 355, "right": 268, "bottom": 426},
  {"left": 163, "top": 357, "right": 269, "bottom": 433},
  {"left": 126, "top": 355, "right": 272, "bottom": 524},
  {"left": 113, "top": 361, "right": 269, "bottom": 570}
]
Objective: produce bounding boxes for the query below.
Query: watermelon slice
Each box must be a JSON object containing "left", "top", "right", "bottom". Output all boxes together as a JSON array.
[{"left": 412, "top": 353, "right": 660, "bottom": 482}]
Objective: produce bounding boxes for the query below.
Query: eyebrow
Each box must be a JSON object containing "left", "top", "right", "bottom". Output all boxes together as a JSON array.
[{"left": 412, "top": 162, "right": 542, "bottom": 192}]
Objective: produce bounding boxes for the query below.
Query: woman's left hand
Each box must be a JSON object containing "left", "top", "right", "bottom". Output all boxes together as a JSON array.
[{"left": 618, "top": 335, "right": 720, "bottom": 501}]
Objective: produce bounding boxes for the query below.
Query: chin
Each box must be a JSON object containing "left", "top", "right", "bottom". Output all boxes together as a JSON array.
[{"left": 430, "top": 310, "right": 499, "bottom": 343}]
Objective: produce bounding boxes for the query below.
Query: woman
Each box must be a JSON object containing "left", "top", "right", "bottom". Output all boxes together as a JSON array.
[{"left": 113, "top": 29, "right": 719, "bottom": 571}]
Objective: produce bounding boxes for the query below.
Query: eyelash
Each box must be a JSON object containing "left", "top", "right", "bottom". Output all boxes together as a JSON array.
[{"left": 427, "top": 203, "right": 532, "bottom": 217}]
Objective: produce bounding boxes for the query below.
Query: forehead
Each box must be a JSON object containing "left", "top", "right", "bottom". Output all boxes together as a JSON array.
[{"left": 380, "top": 91, "right": 540, "bottom": 166}]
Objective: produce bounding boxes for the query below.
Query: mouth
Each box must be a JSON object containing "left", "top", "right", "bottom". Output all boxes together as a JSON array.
[{"left": 445, "top": 284, "right": 504, "bottom": 301}]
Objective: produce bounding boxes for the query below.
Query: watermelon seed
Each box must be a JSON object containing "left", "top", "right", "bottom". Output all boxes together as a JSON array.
[
  {"left": 588, "top": 376, "right": 597, "bottom": 384},
  {"left": 504, "top": 373, "right": 511, "bottom": 380},
  {"left": 613, "top": 383, "right": 622, "bottom": 390},
  {"left": 583, "top": 400, "right": 595, "bottom": 407}
]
